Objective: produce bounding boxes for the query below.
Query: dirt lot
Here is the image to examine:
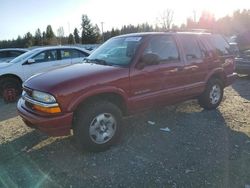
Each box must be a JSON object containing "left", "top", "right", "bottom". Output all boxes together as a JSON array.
[{"left": 0, "top": 76, "right": 250, "bottom": 188}]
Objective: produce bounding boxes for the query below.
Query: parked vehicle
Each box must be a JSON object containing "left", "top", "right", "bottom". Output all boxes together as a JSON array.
[
  {"left": 0, "top": 48, "right": 28, "bottom": 63},
  {"left": 0, "top": 46, "right": 90, "bottom": 102},
  {"left": 235, "top": 49, "right": 250, "bottom": 75},
  {"left": 18, "top": 32, "right": 236, "bottom": 152}
]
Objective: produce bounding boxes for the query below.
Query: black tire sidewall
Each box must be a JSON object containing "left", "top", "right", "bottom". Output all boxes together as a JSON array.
[
  {"left": 199, "top": 79, "right": 224, "bottom": 110},
  {"left": 1, "top": 78, "right": 22, "bottom": 102},
  {"left": 73, "top": 101, "right": 122, "bottom": 152}
]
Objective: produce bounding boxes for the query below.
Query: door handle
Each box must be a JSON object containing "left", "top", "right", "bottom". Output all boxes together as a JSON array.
[{"left": 184, "top": 65, "right": 198, "bottom": 71}]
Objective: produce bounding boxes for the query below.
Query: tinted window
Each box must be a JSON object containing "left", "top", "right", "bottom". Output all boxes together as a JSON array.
[
  {"left": 179, "top": 35, "right": 202, "bottom": 60},
  {"left": 61, "top": 49, "right": 72, "bottom": 59},
  {"left": 33, "top": 50, "right": 57, "bottom": 63},
  {"left": 9, "top": 51, "right": 24, "bottom": 57},
  {"left": 71, "top": 49, "right": 88, "bottom": 58},
  {"left": 144, "top": 35, "right": 179, "bottom": 61},
  {"left": 0, "top": 51, "right": 7, "bottom": 58}
]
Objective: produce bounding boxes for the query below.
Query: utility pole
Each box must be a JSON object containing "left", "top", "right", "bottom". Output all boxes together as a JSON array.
[{"left": 101, "top": 22, "right": 104, "bottom": 43}]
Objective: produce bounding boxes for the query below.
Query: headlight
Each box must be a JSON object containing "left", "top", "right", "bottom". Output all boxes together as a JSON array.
[{"left": 32, "top": 90, "right": 56, "bottom": 103}]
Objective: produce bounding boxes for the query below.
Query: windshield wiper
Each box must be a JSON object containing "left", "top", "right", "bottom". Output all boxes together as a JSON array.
[{"left": 85, "top": 58, "right": 110, "bottom": 66}]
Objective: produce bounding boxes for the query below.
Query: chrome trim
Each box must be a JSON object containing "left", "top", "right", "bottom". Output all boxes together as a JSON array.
[{"left": 22, "top": 95, "right": 59, "bottom": 108}]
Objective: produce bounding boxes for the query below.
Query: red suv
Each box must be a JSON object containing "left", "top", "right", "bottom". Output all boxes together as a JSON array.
[{"left": 17, "top": 32, "right": 236, "bottom": 152}]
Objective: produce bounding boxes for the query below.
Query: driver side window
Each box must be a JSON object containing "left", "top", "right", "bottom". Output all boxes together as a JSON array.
[{"left": 33, "top": 50, "right": 57, "bottom": 63}]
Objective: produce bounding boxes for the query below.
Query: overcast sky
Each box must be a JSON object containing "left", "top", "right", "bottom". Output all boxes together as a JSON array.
[{"left": 0, "top": 0, "right": 249, "bottom": 40}]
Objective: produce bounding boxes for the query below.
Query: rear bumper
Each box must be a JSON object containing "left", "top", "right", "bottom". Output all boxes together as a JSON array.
[
  {"left": 17, "top": 98, "right": 73, "bottom": 136},
  {"left": 225, "top": 72, "right": 237, "bottom": 87}
]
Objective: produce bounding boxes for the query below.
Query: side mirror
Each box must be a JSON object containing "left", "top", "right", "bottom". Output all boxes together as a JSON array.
[
  {"left": 136, "top": 53, "right": 160, "bottom": 69},
  {"left": 27, "top": 59, "right": 35, "bottom": 64}
]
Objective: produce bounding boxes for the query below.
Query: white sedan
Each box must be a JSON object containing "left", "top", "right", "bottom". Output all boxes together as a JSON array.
[{"left": 0, "top": 46, "right": 90, "bottom": 102}]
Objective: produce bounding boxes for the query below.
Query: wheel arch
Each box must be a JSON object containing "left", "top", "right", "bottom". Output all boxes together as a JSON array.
[
  {"left": 71, "top": 89, "right": 128, "bottom": 116},
  {"left": 205, "top": 69, "right": 226, "bottom": 87}
]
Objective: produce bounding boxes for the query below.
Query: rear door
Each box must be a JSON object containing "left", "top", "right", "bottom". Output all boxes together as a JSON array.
[
  {"left": 177, "top": 34, "right": 208, "bottom": 95},
  {"left": 203, "top": 34, "right": 235, "bottom": 75},
  {"left": 58, "top": 49, "right": 75, "bottom": 66}
]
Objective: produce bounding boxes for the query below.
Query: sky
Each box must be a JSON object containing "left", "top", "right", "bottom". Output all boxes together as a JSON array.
[{"left": 0, "top": 0, "right": 249, "bottom": 40}]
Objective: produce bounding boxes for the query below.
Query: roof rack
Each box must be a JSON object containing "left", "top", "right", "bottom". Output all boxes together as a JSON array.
[{"left": 165, "top": 28, "right": 212, "bottom": 33}]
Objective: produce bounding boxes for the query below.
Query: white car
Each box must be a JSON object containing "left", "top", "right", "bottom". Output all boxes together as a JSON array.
[{"left": 0, "top": 46, "right": 90, "bottom": 102}]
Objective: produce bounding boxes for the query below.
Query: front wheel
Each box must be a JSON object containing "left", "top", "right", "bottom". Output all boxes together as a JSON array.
[
  {"left": 198, "top": 79, "right": 224, "bottom": 110},
  {"left": 0, "top": 78, "right": 22, "bottom": 103},
  {"left": 73, "top": 101, "right": 122, "bottom": 152}
]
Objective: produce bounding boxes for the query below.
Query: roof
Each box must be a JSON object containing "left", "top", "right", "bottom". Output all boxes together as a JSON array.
[
  {"left": 0, "top": 48, "right": 28, "bottom": 52},
  {"left": 30, "top": 46, "right": 90, "bottom": 54},
  {"left": 115, "top": 31, "right": 212, "bottom": 38}
]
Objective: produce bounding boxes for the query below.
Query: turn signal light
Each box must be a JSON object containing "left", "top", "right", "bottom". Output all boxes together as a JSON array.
[{"left": 33, "top": 105, "right": 61, "bottom": 113}]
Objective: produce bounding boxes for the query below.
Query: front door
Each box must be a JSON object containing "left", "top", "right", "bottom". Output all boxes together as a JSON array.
[
  {"left": 23, "top": 49, "right": 60, "bottom": 80},
  {"left": 129, "top": 35, "right": 187, "bottom": 111}
]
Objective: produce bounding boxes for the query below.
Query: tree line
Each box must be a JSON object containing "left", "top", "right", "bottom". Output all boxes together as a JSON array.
[{"left": 1, "top": 9, "right": 250, "bottom": 48}]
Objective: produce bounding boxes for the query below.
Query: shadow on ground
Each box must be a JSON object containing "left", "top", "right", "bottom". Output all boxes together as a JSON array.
[
  {"left": 0, "top": 103, "right": 249, "bottom": 188},
  {"left": 232, "top": 76, "right": 250, "bottom": 100}
]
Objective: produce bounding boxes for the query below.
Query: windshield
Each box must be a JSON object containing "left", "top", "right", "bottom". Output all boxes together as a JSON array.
[
  {"left": 85, "top": 36, "right": 142, "bottom": 66},
  {"left": 10, "top": 49, "right": 40, "bottom": 64}
]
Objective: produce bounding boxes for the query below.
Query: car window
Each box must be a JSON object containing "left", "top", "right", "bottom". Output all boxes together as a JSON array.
[
  {"left": 0, "top": 51, "right": 7, "bottom": 58},
  {"left": 71, "top": 49, "right": 88, "bottom": 58},
  {"left": 179, "top": 35, "right": 202, "bottom": 60},
  {"left": 144, "top": 35, "right": 179, "bottom": 62},
  {"left": 9, "top": 51, "right": 24, "bottom": 57},
  {"left": 61, "top": 49, "right": 72, "bottom": 59},
  {"left": 33, "top": 50, "right": 57, "bottom": 63},
  {"left": 208, "top": 34, "right": 231, "bottom": 56}
]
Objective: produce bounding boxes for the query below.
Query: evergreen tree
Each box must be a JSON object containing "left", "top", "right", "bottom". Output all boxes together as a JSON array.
[
  {"left": 73, "top": 28, "right": 80, "bottom": 43},
  {"left": 24, "top": 32, "right": 33, "bottom": 47},
  {"left": 42, "top": 31, "right": 46, "bottom": 45},
  {"left": 34, "top": 28, "right": 42, "bottom": 46},
  {"left": 81, "top": 14, "right": 100, "bottom": 44},
  {"left": 45, "top": 25, "right": 56, "bottom": 44},
  {"left": 68, "top": 33, "right": 75, "bottom": 44}
]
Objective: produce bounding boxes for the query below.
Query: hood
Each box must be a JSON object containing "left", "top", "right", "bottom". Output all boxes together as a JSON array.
[{"left": 24, "top": 63, "right": 126, "bottom": 93}]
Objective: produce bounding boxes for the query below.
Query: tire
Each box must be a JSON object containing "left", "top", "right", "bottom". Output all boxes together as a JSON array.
[
  {"left": 73, "top": 101, "right": 122, "bottom": 152},
  {"left": 0, "top": 78, "right": 22, "bottom": 103},
  {"left": 198, "top": 78, "right": 224, "bottom": 110}
]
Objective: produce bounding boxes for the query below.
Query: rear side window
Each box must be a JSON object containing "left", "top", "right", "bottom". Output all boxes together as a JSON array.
[
  {"left": 179, "top": 35, "right": 202, "bottom": 60},
  {"left": 9, "top": 51, "right": 24, "bottom": 57},
  {"left": 71, "top": 49, "right": 88, "bottom": 58},
  {"left": 61, "top": 49, "right": 72, "bottom": 60},
  {"left": 61, "top": 49, "right": 88, "bottom": 59},
  {"left": 144, "top": 35, "right": 179, "bottom": 61},
  {"left": 0, "top": 51, "right": 7, "bottom": 58},
  {"left": 206, "top": 34, "right": 231, "bottom": 56}
]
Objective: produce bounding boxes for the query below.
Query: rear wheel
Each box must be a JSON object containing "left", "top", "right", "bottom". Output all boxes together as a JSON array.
[
  {"left": 198, "top": 78, "right": 224, "bottom": 110},
  {"left": 0, "top": 78, "right": 22, "bottom": 103},
  {"left": 73, "top": 101, "right": 122, "bottom": 152}
]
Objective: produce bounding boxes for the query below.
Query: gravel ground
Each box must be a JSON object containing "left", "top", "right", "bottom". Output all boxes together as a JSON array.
[{"left": 0, "top": 76, "right": 250, "bottom": 188}]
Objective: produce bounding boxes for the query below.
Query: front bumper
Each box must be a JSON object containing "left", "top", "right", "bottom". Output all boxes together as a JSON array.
[{"left": 17, "top": 98, "right": 73, "bottom": 136}]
